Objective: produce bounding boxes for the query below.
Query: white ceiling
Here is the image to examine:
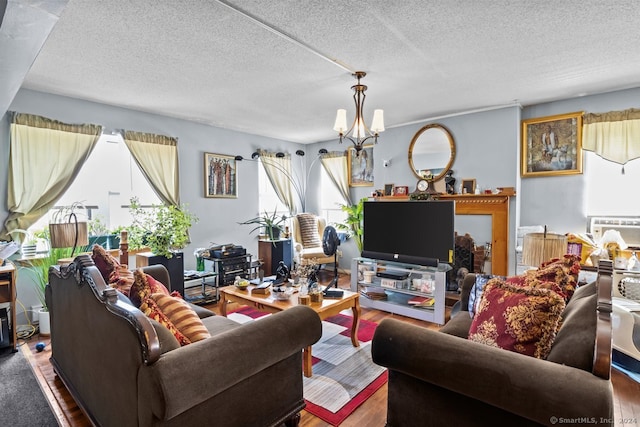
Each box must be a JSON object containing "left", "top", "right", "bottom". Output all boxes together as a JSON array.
[{"left": 6, "top": 0, "right": 640, "bottom": 144}]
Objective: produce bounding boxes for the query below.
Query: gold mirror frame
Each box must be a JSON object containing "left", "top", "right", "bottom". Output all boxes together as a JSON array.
[{"left": 408, "top": 123, "right": 456, "bottom": 181}]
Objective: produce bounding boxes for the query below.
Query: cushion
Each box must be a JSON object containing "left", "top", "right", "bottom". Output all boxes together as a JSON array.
[
  {"left": 139, "top": 295, "right": 191, "bottom": 346},
  {"left": 296, "top": 213, "right": 322, "bottom": 248},
  {"left": 545, "top": 292, "right": 597, "bottom": 370},
  {"left": 150, "top": 293, "right": 211, "bottom": 343},
  {"left": 108, "top": 265, "right": 135, "bottom": 297},
  {"left": 129, "top": 268, "right": 171, "bottom": 308},
  {"left": 523, "top": 254, "right": 581, "bottom": 302},
  {"left": 91, "top": 244, "right": 120, "bottom": 282},
  {"left": 468, "top": 278, "right": 566, "bottom": 359},
  {"left": 468, "top": 274, "right": 504, "bottom": 317}
]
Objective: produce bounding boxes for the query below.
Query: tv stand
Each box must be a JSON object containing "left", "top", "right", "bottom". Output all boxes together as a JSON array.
[{"left": 351, "top": 257, "right": 447, "bottom": 324}]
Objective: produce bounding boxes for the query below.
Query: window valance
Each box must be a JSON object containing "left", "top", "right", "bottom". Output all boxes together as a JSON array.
[{"left": 582, "top": 108, "right": 640, "bottom": 165}]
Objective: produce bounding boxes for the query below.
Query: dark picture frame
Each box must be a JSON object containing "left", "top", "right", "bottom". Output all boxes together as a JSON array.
[
  {"left": 384, "top": 183, "right": 394, "bottom": 196},
  {"left": 521, "top": 111, "right": 583, "bottom": 177},
  {"left": 348, "top": 144, "right": 374, "bottom": 187},
  {"left": 204, "top": 152, "right": 237, "bottom": 198},
  {"left": 461, "top": 179, "right": 476, "bottom": 194}
]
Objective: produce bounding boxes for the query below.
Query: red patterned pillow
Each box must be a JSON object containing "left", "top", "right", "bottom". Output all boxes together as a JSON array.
[
  {"left": 108, "top": 265, "right": 135, "bottom": 297},
  {"left": 150, "top": 293, "right": 211, "bottom": 343},
  {"left": 468, "top": 278, "right": 566, "bottom": 359},
  {"left": 129, "top": 269, "right": 171, "bottom": 308},
  {"left": 139, "top": 295, "right": 191, "bottom": 346},
  {"left": 524, "top": 254, "right": 581, "bottom": 302},
  {"left": 91, "top": 244, "right": 120, "bottom": 282}
]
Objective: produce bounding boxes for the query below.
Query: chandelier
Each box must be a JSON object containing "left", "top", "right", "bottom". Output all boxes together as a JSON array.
[{"left": 333, "top": 71, "right": 384, "bottom": 155}]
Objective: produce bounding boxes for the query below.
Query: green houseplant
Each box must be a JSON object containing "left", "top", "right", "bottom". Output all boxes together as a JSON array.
[
  {"left": 19, "top": 246, "right": 74, "bottom": 335},
  {"left": 239, "top": 208, "right": 289, "bottom": 241},
  {"left": 127, "top": 197, "right": 198, "bottom": 258},
  {"left": 335, "top": 197, "right": 366, "bottom": 253}
]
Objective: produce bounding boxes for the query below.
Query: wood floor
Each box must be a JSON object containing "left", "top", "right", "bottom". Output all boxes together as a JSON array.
[{"left": 20, "top": 271, "right": 640, "bottom": 427}]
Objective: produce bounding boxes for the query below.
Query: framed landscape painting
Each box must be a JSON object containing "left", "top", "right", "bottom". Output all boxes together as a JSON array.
[
  {"left": 521, "top": 111, "right": 583, "bottom": 177},
  {"left": 348, "top": 145, "right": 374, "bottom": 187},
  {"left": 204, "top": 153, "right": 237, "bottom": 198}
]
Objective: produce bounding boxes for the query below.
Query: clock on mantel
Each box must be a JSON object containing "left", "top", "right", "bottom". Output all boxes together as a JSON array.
[{"left": 409, "top": 178, "right": 438, "bottom": 200}]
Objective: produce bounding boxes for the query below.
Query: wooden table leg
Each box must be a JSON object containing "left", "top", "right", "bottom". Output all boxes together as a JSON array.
[
  {"left": 303, "top": 345, "right": 312, "bottom": 377},
  {"left": 350, "top": 298, "right": 361, "bottom": 347},
  {"left": 220, "top": 293, "right": 228, "bottom": 317}
]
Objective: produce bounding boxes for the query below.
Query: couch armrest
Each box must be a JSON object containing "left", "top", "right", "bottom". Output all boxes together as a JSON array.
[
  {"left": 372, "top": 318, "right": 613, "bottom": 425},
  {"left": 139, "top": 305, "right": 322, "bottom": 420}
]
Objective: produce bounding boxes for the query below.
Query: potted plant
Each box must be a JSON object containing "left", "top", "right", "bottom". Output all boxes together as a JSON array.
[
  {"left": 9, "top": 229, "right": 40, "bottom": 257},
  {"left": 88, "top": 215, "right": 120, "bottom": 250},
  {"left": 127, "top": 197, "right": 198, "bottom": 259},
  {"left": 239, "top": 208, "right": 289, "bottom": 241},
  {"left": 19, "top": 246, "right": 74, "bottom": 336},
  {"left": 335, "top": 198, "right": 366, "bottom": 253}
]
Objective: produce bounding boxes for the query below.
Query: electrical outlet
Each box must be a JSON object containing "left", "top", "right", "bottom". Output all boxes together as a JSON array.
[{"left": 31, "top": 304, "right": 43, "bottom": 323}]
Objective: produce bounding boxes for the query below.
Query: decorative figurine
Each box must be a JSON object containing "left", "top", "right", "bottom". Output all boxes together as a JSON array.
[
  {"left": 276, "top": 260, "right": 290, "bottom": 282},
  {"left": 445, "top": 170, "right": 456, "bottom": 194}
]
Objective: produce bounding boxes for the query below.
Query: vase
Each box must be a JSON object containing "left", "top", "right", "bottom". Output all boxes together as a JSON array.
[{"left": 38, "top": 309, "right": 50, "bottom": 336}]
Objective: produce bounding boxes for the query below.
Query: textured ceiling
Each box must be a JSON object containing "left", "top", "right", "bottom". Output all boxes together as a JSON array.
[{"left": 13, "top": 0, "right": 640, "bottom": 143}]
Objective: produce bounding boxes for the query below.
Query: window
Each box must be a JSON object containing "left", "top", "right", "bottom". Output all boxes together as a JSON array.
[
  {"left": 585, "top": 152, "right": 640, "bottom": 216},
  {"left": 320, "top": 168, "right": 347, "bottom": 226},
  {"left": 29, "top": 132, "right": 161, "bottom": 237},
  {"left": 257, "top": 161, "right": 289, "bottom": 216}
]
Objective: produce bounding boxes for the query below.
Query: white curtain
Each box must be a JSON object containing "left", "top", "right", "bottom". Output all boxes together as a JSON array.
[
  {"left": 583, "top": 108, "right": 640, "bottom": 167},
  {"left": 1, "top": 113, "right": 101, "bottom": 241},
  {"left": 258, "top": 150, "right": 297, "bottom": 214},
  {"left": 320, "top": 151, "right": 352, "bottom": 206},
  {"left": 123, "top": 131, "right": 180, "bottom": 206}
]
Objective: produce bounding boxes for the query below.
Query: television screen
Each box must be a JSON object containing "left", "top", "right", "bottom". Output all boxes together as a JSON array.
[{"left": 362, "top": 200, "right": 455, "bottom": 266}]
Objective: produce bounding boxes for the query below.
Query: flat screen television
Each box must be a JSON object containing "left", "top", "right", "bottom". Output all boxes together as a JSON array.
[{"left": 361, "top": 200, "right": 455, "bottom": 267}]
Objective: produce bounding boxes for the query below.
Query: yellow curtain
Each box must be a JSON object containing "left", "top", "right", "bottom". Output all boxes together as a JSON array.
[
  {"left": 583, "top": 108, "right": 640, "bottom": 165},
  {"left": 1, "top": 113, "right": 101, "bottom": 241},
  {"left": 123, "top": 131, "right": 180, "bottom": 206},
  {"left": 258, "top": 150, "right": 297, "bottom": 214},
  {"left": 320, "top": 151, "right": 352, "bottom": 205}
]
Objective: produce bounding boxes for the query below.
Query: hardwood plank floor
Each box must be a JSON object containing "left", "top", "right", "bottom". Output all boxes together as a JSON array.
[{"left": 21, "top": 271, "right": 640, "bottom": 427}]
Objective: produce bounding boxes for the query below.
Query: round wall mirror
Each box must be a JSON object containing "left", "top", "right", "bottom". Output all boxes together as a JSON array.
[{"left": 408, "top": 123, "right": 456, "bottom": 181}]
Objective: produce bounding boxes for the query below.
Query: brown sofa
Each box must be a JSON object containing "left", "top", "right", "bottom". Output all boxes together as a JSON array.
[
  {"left": 46, "top": 254, "right": 322, "bottom": 427},
  {"left": 372, "top": 261, "right": 614, "bottom": 427}
]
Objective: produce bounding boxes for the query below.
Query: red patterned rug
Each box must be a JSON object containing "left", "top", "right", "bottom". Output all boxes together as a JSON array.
[{"left": 229, "top": 306, "right": 387, "bottom": 426}]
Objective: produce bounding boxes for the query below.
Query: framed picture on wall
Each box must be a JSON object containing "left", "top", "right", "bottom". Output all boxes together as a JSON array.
[
  {"left": 348, "top": 144, "right": 374, "bottom": 187},
  {"left": 521, "top": 111, "right": 583, "bottom": 177},
  {"left": 204, "top": 153, "right": 237, "bottom": 198}
]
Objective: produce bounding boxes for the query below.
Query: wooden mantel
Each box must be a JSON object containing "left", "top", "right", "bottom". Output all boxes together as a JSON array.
[
  {"left": 375, "top": 191, "right": 515, "bottom": 276},
  {"left": 438, "top": 193, "right": 514, "bottom": 276}
]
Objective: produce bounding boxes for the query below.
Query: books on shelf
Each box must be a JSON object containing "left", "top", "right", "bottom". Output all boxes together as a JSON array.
[
  {"left": 359, "top": 285, "right": 387, "bottom": 300},
  {"left": 407, "top": 296, "right": 435, "bottom": 307}
]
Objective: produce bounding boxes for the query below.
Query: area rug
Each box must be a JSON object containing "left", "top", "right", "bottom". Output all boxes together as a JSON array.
[
  {"left": 228, "top": 306, "right": 388, "bottom": 426},
  {"left": 0, "top": 348, "right": 57, "bottom": 426}
]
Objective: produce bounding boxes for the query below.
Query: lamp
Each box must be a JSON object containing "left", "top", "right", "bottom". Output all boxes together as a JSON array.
[
  {"left": 521, "top": 227, "right": 567, "bottom": 268},
  {"left": 49, "top": 212, "right": 89, "bottom": 257},
  {"left": 334, "top": 71, "right": 384, "bottom": 155},
  {"left": 235, "top": 149, "right": 327, "bottom": 213}
]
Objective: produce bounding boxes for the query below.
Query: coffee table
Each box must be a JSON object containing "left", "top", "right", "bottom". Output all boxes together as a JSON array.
[{"left": 219, "top": 285, "right": 361, "bottom": 377}]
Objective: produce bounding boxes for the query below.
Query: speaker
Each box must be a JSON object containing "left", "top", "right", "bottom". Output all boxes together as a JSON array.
[
  {"left": 361, "top": 250, "right": 438, "bottom": 267},
  {"left": 0, "top": 307, "right": 9, "bottom": 349},
  {"left": 146, "top": 253, "right": 185, "bottom": 296}
]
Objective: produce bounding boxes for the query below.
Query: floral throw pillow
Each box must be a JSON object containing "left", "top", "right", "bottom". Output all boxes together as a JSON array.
[
  {"left": 91, "top": 244, "right": 120, "bottom": 282},
  {"left": 468, "top": 278, "right": 566, "bottom": 359},
  {"left": 129, "top": 269, "right": 171, "bottom": 308},
  {"left": 523, "top": 254, "right": 581, "bottom": 302}
]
